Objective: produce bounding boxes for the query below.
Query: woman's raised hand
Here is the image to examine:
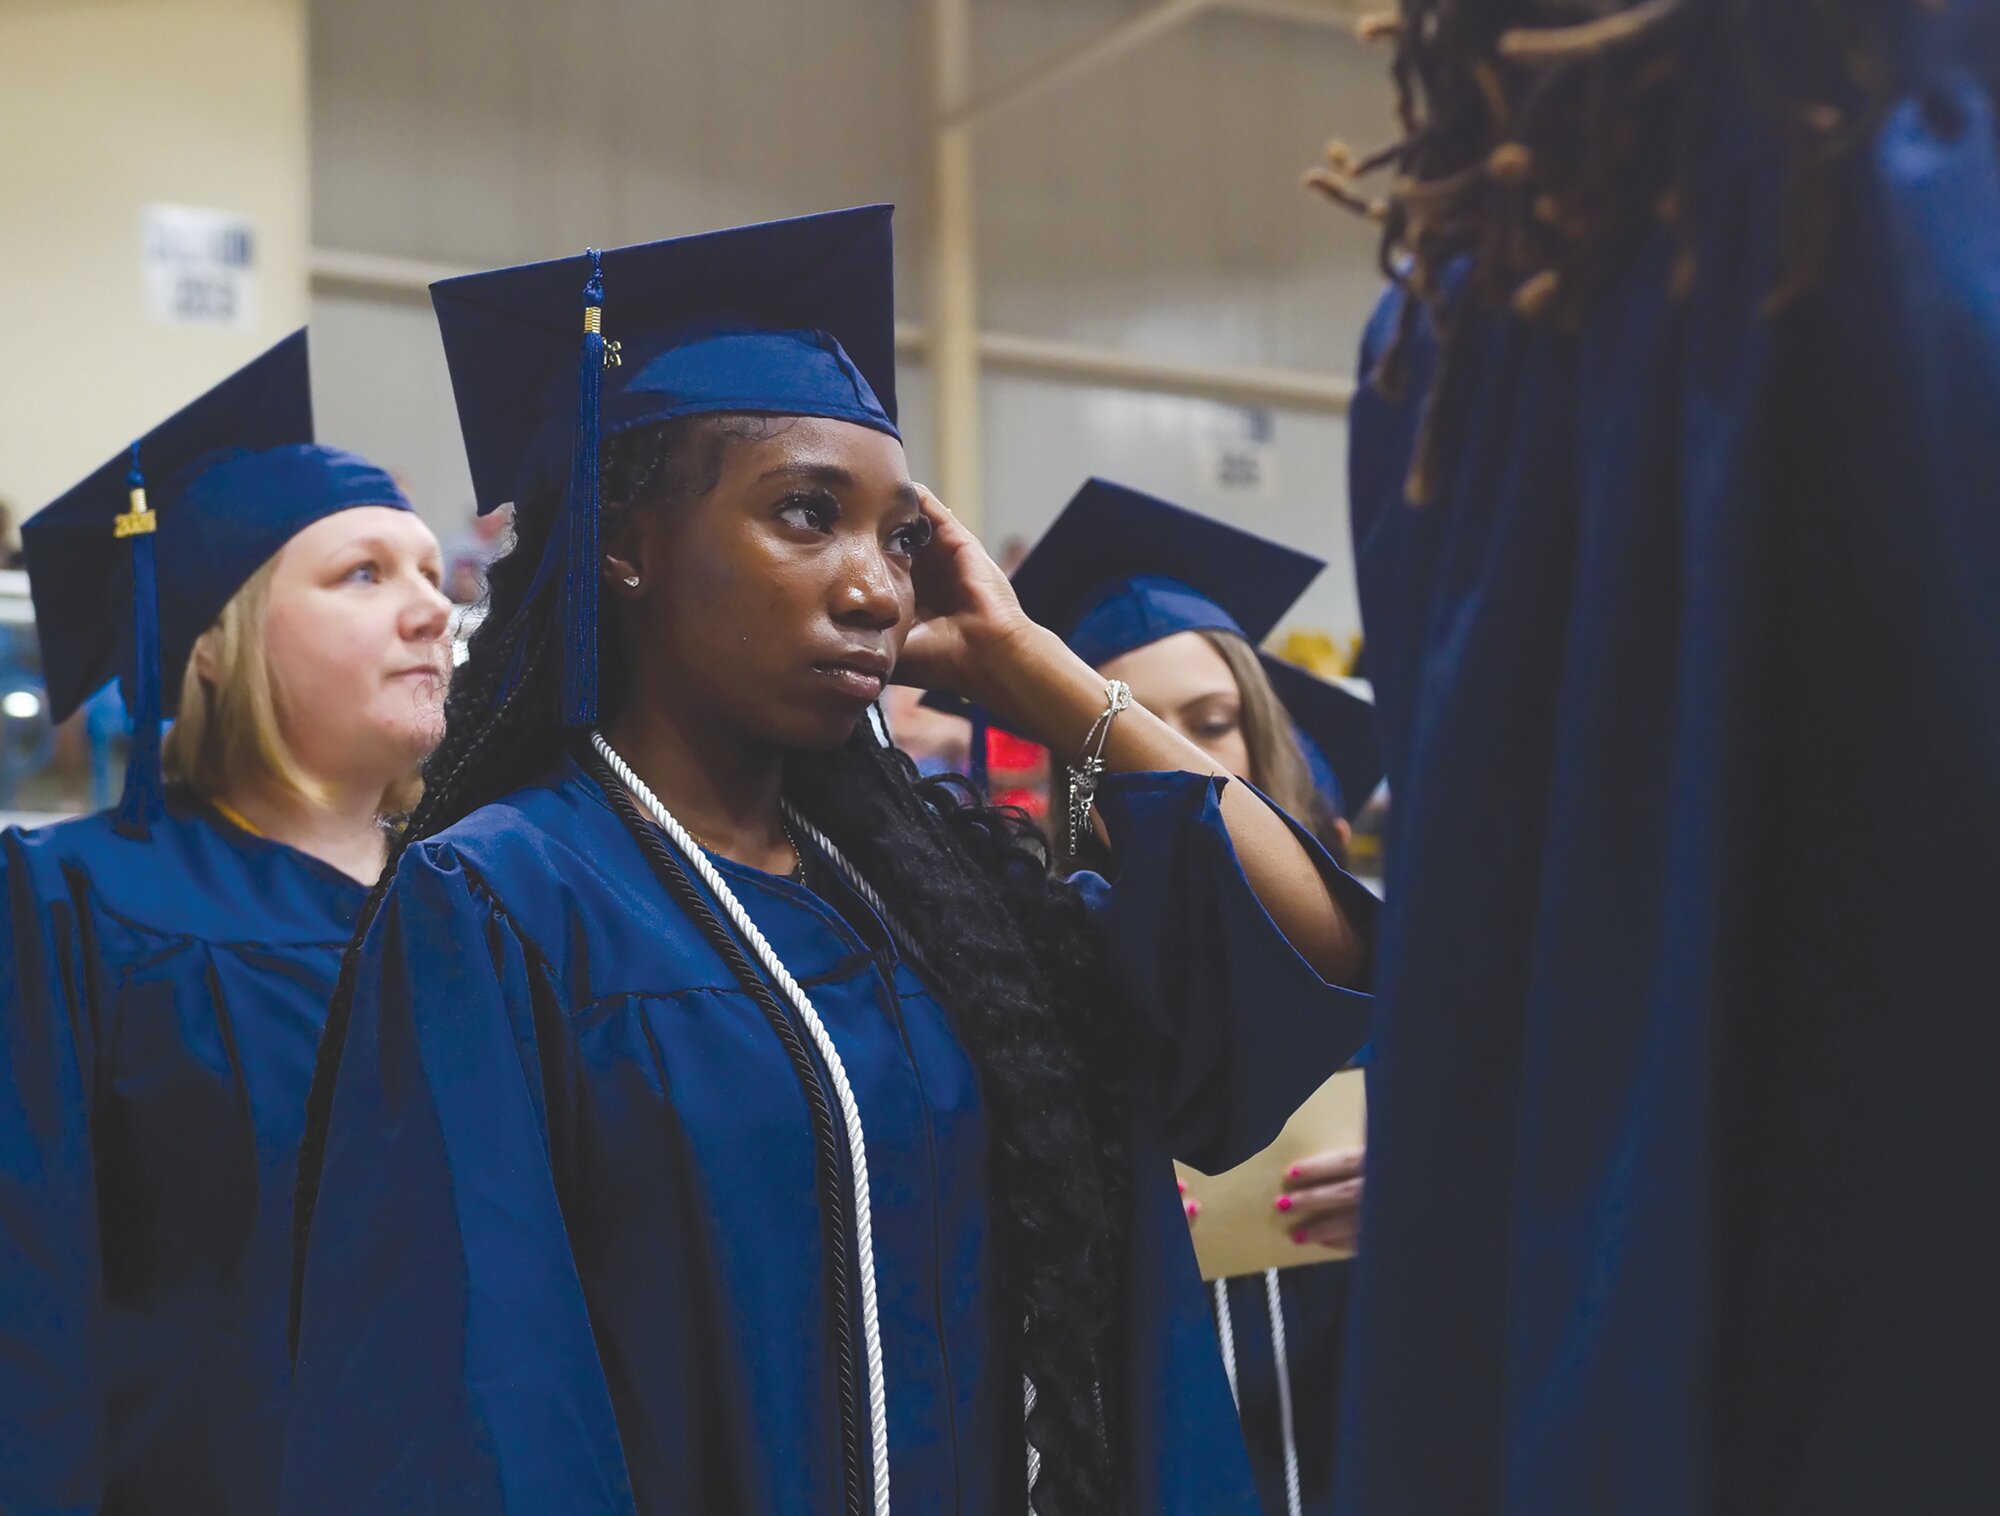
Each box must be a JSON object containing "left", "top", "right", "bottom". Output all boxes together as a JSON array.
[{"left": 895, "top": 485, "right": 1036, "bottom": 701}]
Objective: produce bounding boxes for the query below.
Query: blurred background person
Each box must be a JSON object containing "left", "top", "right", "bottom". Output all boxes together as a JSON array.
[
  {"left": 879, "top": 683, "right": 971, "bottom": 777},
  {"left": 0, "top": 499, "right": 25, "bottom": 570},
  {"left": 0, "top": 334, "right": 451, "bottom": 1515},
  {"left": 442, "top": 499, "right": 512, "bottom": 605},
  {"left": 981, "top": 477, "right": 1381, "bottom": 1516}
]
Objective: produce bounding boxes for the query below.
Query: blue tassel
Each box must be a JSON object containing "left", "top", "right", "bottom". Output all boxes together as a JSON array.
[
  {"left": 113, "top": 443, "right": 165, "bottom": 837},
  {"left": 558, "top": 249, "right": 607, "bottom": 726},
  {"left": 967, "top": 708, "right": 991, "bottom": 797}
]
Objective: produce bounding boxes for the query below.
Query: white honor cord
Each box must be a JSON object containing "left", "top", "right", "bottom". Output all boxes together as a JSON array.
[
  {"left": 864, "top": 700, "right": 893, "bottom": 747},
  {"left": 1211, "top": 1273, "right": 1303, "bottom": 1516},
  {"left": 1023, "top": 1375, "right": 1042, "bottom": 1499},
  {"left": 782, "top": 804, "right": 1046, "bottom": 1509},
  {"left": 590, "top": 732, "right": 892, "bottom": 1516},
  {"left": 1212, "top": 1279, "right": 1242, "bottom": 1412},
  {"left": 1262, "top": 1269, "right": 1304, "bottom": 1516}
]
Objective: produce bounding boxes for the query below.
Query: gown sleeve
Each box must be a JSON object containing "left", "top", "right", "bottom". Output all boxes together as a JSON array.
[
  {"left": 279, "top": 843, "right": 636, "bottom": 1516},
  {"left": 0, "top": 834, "right": 103, "bottom": 1516},
  {"left": 1071, "top": 771, "right": 1377, "bottom": 1174}
]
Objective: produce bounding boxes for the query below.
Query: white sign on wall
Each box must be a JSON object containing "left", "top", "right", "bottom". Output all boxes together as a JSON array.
[
  {"left": 1197, "top": 405, "right": 1280, "bottom": 499},
  {"left": 140, "top": 204, "right": 257, "bottom": 330}
]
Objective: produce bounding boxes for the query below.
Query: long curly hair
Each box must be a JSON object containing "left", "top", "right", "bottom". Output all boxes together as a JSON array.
[
  {"left": 293, "top": 414, "right": 1136, "bottom": 1515},
  {"left": 1312, "top": 0, "right": 1905, "bottom": 502}
]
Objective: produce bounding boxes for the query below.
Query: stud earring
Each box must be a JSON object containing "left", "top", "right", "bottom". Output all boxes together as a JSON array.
[{"left": 622, "top": 575, "right": 641, "bottom": 588}]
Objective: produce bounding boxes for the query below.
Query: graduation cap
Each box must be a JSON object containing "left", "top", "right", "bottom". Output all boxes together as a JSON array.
[
  {"left": 428, "top": 205, "right": 901, "bottom": 726},
  {"left": 1262, "top": 660, "right": 1382, "bottom": 821},
  {"left": 923, "top": 478, "right": 1379, "bottom": 814},
  {"left": 20, "top": 330, "right": 411, "bottom": 834},
  {"left": 1009, "top": 478, "right": 1321, "bottom": 666}
]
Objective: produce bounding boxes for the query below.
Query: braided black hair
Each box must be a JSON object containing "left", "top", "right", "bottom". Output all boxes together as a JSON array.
[
  {"left": 292, "top": 414, "right": 1136, "bottom": 1515},
  {"left": 1312, "top": 0, "right": 1905, "bottom": 503}
]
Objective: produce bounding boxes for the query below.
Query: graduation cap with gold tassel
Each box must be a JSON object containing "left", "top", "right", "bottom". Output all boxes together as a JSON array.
[
  {"left": 427, "top": 205, "right": 902, "bottom": 727},
  {"left": 21, "top": 331, "right": 413, "bottom": 835}
]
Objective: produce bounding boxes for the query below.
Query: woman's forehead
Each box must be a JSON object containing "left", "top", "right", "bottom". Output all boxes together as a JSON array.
[
  {"left": 289, "top": 505, "right": 440, "bottom": 559},
  {"left": 1101, "top": 631, "right": 1239, "bottom": 705},
  {"left": 720, "top": 415, "right": 911, "bottom": 489}
]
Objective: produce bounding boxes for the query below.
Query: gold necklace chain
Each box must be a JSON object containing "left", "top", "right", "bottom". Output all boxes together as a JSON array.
[{"left": 211, "top": 798, "right": 264, "bottom": 838}]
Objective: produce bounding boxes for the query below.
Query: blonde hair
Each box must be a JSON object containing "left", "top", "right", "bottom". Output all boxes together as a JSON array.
[
  {"left": 162, "top": 559, "right": 422, "bottom": 817},
  {"left": 1054, "top": 627, "right": 1342, "bottom": 869},
  {"left": 1196, "top": 628, "right": 1343, "bottom": 850}
]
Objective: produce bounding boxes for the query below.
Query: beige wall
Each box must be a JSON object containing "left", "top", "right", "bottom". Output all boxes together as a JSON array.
[
  {"left": 306, "top": 0, "right": 1394, "bottom": 641},
  {"left": 0, "top": 0, "right": 310, "bottom": 518}
]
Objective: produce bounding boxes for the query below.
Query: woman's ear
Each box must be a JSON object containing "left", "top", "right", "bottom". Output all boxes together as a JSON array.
[
  {"left": 600, "top": 505, "right": 645, "bottom": 596},
  {"left": 191, "top": 628, "right": 220, "bottom": 686},
  {"left": 602, "top": 550, "right": 643, "bottom": 594}
]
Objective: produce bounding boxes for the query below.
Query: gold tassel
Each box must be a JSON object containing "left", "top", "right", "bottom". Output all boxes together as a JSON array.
[{"left": 114, "top": 485, "right": 156, "bottom": 538}]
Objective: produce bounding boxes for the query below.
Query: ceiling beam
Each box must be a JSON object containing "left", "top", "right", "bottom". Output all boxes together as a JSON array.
[{"left": 310, "top": 248, "right": 1352, "bottom": 415}]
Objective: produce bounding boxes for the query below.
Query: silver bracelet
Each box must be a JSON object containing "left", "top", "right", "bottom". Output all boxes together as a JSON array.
[{"left": 1066, "top": 678, "right": 1132, "bottom": 855}]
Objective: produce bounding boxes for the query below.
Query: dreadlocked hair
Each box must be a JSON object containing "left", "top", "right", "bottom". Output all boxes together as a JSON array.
[
  {"left": 1312, "top": 0, "right": 1906, "bottom": 503},
  {"left": 291, "top": 412, "right": 1136, "bottom": 1516}
]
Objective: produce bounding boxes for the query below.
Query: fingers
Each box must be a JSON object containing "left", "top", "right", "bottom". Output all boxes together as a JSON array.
[
  {"left": 1178, "top": 1177, "right": 1200, "bottom": 1223},
  {"left": 1276, "top": 1177, "right": 1362, "bottom": 1223},
  {"left": 1290, "top": 1212, "right": 1361, "bottom": 1252},
  {"left": 912, "top": 483, "right": 969, "bottom": 545},
  {"left": 1278, "top": 1155, "right": 1363, "bottom": 1250},
  {"left": 1283, "top": 1147, "right": 1365, "bottom": 1188}
]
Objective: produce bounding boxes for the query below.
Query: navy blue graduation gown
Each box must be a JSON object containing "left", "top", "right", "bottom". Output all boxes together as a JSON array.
[
  {"left": 1339, "top": 8, "right": 2000, "bottom": 1514},
  {"left": 281, "top": 760, "right": 1375, "bottom": 1514},
  {"left": 0, "top": 801, "right": 366, "bottom": 1515}
]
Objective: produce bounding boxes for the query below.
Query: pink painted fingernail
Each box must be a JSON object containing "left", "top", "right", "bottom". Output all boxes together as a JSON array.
[
  {"left": 1185, "top": 1201, "right": 1201, "bottom": 1219},
  {"left": 1275, "top": 1195, "right": 1294, "bottom": 1213},
  {"left": 1287, "top": 1164, "right": 1301, "bottom": 1180},
  {"left": 1291, "top": 1227, "right": 1309, "bottom": 1244},
  {"left": 1177, "top": 1180, "right": 1187, "bottom": 1195}
]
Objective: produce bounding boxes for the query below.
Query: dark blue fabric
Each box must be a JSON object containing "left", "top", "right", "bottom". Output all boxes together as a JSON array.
[
  {"left": 0, "top": 802, "right": 367, "bottom": 1515},
  {"left": 511, "top": 324, "right": 901, "bottom": 520},
  {"left": 1010, "top": 478, "right": 1322, "bottom": 661},
  {"left": 1339, "top": 9, "right": 2000, "bottom": 1515},
  {"left": 1066, "top": 575, "right": 1249, "bottom": 667},
  {"left": 609, "top": 324, "right": 893, "bottom": 439},
  {"left": 281, "top": 761, "right": 1375, "bottom": 1514}
]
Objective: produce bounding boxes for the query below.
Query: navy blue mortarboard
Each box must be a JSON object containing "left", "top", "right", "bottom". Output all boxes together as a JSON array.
[
  {"left": 21, "top": 330, "right": 411, "bottom": 834},
  {"left": 429, "top": 205, "right": 901, "bottom": 726},
  {"left": 1008, "top": 478, "right": 1322, "bottom": 666},
  {"left": 1262, "top": 659, "right": 1382, "bottom": 820},
  {"left": 925, "top": 478, "right": 1379, "bottom": 811}
]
